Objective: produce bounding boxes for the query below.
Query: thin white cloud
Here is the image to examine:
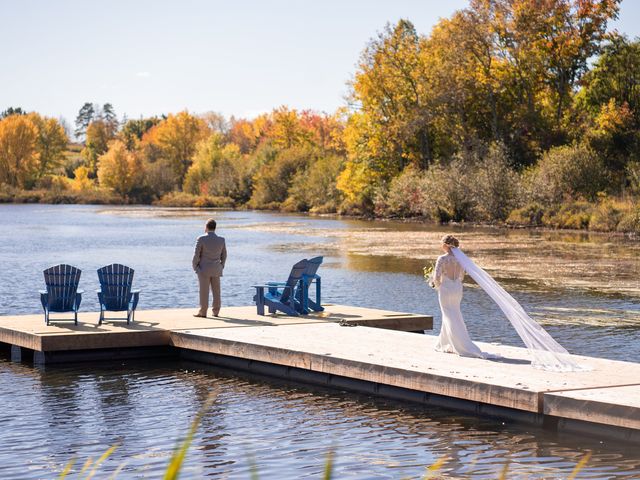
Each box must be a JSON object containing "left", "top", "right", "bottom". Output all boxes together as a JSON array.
[
  {"left": 241, "top": 108, "right": 269, "bottom": 119},
  {"left": 135, "top": 71, "right": 151, "bottom": 78}
]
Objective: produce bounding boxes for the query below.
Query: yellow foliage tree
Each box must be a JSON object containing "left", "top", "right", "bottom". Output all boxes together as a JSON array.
[
  {"left": 184, "top": 133, "right": 243, "bottom": 197},
  {"left": 270, "top": 106, "right": 310, "bottom": 149},
  {"left": 97, "top": 140, "right": 144, "bottom": 196},
  {"left": 153, "top": 111, "right": 208, "bottom": 187},
  {"left": 28, "top": 113, "right": 68, "bottom": 179},
  {"left": 71, "top": 165, "right": 95, "bottom": 191},
  {"left": 83, "top": 120, "right": 114, "bottom": 175},
  {"left": 0, "top": 114, "right": 40, "bottom": 188}
]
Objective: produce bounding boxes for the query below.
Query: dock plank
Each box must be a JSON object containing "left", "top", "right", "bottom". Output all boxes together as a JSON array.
[{"left": 0, "top": 305, "right": 431, "bottom": 351}]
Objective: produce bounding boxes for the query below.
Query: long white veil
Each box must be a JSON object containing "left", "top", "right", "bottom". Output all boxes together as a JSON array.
[{"left": 451, "top": 247, "right": 589, "bottom": 372}]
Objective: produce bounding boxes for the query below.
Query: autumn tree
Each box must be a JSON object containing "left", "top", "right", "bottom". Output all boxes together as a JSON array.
[
  {"left": 153, "top": 111, "right": 208, "bottom": 187},
  {"left": 299, "top": 110, "right": 346, "bottom": 154},
  {"left": 584, "top": 99, "right": 638, "bottom": 173},
  {"left": 269, "top": 106, "right": 312, "bottom": 149},
  {"left": 249, "top": 145, "right": 311, "bottom": 208},
  {"left": 536, "top": 0, "right": 620, "bottom": 125},
  {"left": 97, "top": 140, "right": 144, "bottom": 196},
  {"left": 338, "top": 19, "right": 450, "bottom": 209},
  {"left": 28, "top": 113, "right": 68, "bottom": 179},
  {"left": 71, "top": 165, "right": 94, "bottom": 191},
  {"left": 0, "top": 114, "right": 39, "bottom": 188},
  {"left": 120, "top": 117, "right": 161, "bottom": 149},
  {"left": 201, "top": 111, "right": 229, "bottom": 134},
  {"left": 286, "top": 153, "right": 344, "bottom": 212},
  {"left": 349, "top": 20, "right": 433, "bottom": 169},
  {"left": 228, "top": 116, "right": 269, "bottom": 153},
  {"left": 579, "top": 35, "right": 640, "bottom": 123},
  {"left": 83, "top": 120, "right": 115, "bottom": 175},
  {"left": 184, "top": 133, "right": 246, "bottom": 200}
]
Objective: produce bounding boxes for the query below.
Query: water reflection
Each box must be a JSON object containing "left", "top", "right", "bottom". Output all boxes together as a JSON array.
[
  {"left": 2, "top": 354, "right": 640, "bottom": 479},
  {"left": 1, "top": 205, "right": 640, "bottom": 477}
]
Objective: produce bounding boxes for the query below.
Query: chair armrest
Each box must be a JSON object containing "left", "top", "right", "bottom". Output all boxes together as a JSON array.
[
  {"left": 130, "top": 290, "right": 141, "bottom": 311},
  {"left": 96, "top": 288, "right": 102, "bottom": 293},
  {"left": 39, "top": 290, "right": 47, "bottom": 294},
  {"left": 252, "top": 284, "right": 292, "bottom": 291},
  {"left": 77, "top": 289, "right": 85, "bottom": 294}
]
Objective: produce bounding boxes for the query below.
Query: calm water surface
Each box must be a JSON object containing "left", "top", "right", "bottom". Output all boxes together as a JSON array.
[{"left": 0, "top": 204, "right": 639, "bottom": 479}]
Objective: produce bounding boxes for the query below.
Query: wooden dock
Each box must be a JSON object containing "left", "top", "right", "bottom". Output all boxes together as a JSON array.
[{"left": 1, "top": 305, "right": 639, "bottom": 443}]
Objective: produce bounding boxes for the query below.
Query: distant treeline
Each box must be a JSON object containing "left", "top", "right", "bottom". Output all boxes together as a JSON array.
[{"left": 1, "top": 0, "right": 639, "bottom": 233}]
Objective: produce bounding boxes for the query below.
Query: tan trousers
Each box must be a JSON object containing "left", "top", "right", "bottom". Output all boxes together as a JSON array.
[{"left": 197, "top": 273, "right": 221, "bottom": 316}]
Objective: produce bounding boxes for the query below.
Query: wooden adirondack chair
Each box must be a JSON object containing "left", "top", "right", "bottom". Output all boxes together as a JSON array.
[
  {"left": 40, "top": 264, "right": 83, "bottom": 325},
  {"left": 96, "top": 264, "right": 140, "bottom": 325},
  {"left": 253, "top": 259, "right": 308, "bottom": 316},
  {"left": 296, "top": 256, "right": 324, "bottom": 314}
]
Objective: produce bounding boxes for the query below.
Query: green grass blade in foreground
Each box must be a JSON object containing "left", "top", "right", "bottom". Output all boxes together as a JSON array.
[
  {"left": 163, "top": 392, "right": 217, "bottom": 480},
  {"left": 498, "top": 461, "right": 510, "bottom": 480},
  {"left": 57, "top": 458, "right": 76, "bottom": 479},
  {"left": 323, "top": 449, "right": 335, "bottom": 480},
  {"left": 423, "top": 457, "right": 448, "bottom": 479},
  {"left": 246, "top": 453, "right": 259, "bottom": 480},
  {"left": 78, "top": 457, "right": 94, "bottom": 477},
  {"left": 85, "top": 444, "right": 118, "bottom": 480},
  {"left": 568, "top": 452, "right": 592, "bottom": 480}
]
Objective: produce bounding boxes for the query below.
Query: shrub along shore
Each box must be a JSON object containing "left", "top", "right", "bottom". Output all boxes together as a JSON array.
[
  {"left": 1, "top": 2, "right": 639, "bottom": 235},
  {"left": 1, "top": 183, "right": 638, "bottom": 236}
]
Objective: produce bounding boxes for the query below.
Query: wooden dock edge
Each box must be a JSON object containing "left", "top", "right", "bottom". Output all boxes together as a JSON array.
[
  {"left": 179, "top": 348, "right": 640, "bottom": 444},
  {"left": 3, "top": 337, "right": 640, "bottom": 444}
]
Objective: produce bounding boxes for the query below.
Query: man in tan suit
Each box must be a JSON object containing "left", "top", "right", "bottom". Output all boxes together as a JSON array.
[{"left": 192, "top": 218, "right": 227, "bottom": 317}]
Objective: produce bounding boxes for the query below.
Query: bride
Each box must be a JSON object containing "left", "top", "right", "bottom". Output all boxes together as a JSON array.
[
  {"left": 433, "top": 235, "right": 486, "bottom": 358},
  {"left": 431, "top": 234, "right": 587, "bottom": 372}
]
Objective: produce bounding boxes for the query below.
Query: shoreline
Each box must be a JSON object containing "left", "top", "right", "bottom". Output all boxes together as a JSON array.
[{"left": 2, "top": 198, "right": 638, "bottom": 240}]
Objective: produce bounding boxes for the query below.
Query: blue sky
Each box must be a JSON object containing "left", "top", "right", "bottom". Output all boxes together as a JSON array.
[{"left": 1, "top": 0, "right": 638, "bottom": 126}]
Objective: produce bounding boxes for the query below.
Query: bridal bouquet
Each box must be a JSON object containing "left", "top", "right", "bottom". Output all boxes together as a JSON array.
[{"left": 423, "top": 262, "right": 436, "bottom": 288}]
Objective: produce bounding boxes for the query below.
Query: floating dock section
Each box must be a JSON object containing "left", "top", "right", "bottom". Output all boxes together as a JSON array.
[{"left": 1, "top": 305, "right": 639, "bottom": 443}]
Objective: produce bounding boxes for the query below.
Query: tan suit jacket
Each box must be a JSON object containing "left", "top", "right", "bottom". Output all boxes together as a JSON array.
[{"left": 192, "top": 232, "right": 227, "bottom": 277}]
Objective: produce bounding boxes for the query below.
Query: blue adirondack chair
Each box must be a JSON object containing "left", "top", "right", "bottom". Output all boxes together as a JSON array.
[
  {"left": 253, "top": 259, "right": 308, "bottom": 316},
  {"left": 96, "top": 264, "right": 140, "bottom": 325},
  {"left": 296, "top": 256, "right": 324, "bottom": 314},
  {"left": 40, "top": 264, "right": 83, "bottom": 325}
]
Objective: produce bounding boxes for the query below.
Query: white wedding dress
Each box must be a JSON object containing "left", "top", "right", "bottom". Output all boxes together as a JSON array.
[
  {"left": 434, "top": 253, "right": 486, "bottom": 358},
  {"left": 433, "top": 249, "right": 588, "bottom": 372}
]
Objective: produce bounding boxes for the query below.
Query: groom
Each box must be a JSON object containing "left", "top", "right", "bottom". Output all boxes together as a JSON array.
[{"left": 192, "top": 218, "right": 227, "bottom": 318}]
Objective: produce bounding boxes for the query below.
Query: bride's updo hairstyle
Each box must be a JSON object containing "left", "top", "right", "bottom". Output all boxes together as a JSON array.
[{"left": 441, "top": 234, "right": 460, "bottom": 248}]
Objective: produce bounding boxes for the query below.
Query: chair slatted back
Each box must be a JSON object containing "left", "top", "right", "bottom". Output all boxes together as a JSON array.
[
  {"left": 304, "top": 256, "right": 323, "bottom": 277},
  {"left": 97, "top": 264, "right": 134, "bottom": 311},
  {"left": 281, "top": 260, "right": 308, "bottom": 303},
  {"left": 43, "top": 264, "right": 81, "bottom": 311}
]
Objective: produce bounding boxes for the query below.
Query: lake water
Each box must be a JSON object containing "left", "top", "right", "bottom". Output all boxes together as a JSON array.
[{"left": 1, "top": 204, "right": 639, "bottom": 478}]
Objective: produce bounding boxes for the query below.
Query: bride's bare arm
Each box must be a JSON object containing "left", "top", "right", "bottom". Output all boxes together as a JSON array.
[{"left": 433, "top": 256, "right": 443, "bottom": 288}]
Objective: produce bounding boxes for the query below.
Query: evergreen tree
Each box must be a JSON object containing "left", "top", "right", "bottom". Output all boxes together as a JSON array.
[
  {"left": 103, "top": 103, "right": 118, "bottom": 135},
  {"left": 0, "top": 107, "right": 26, "bottom": 119},
  {"left": 74, "top": 102, "right": 95, "bottom": 141}
]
